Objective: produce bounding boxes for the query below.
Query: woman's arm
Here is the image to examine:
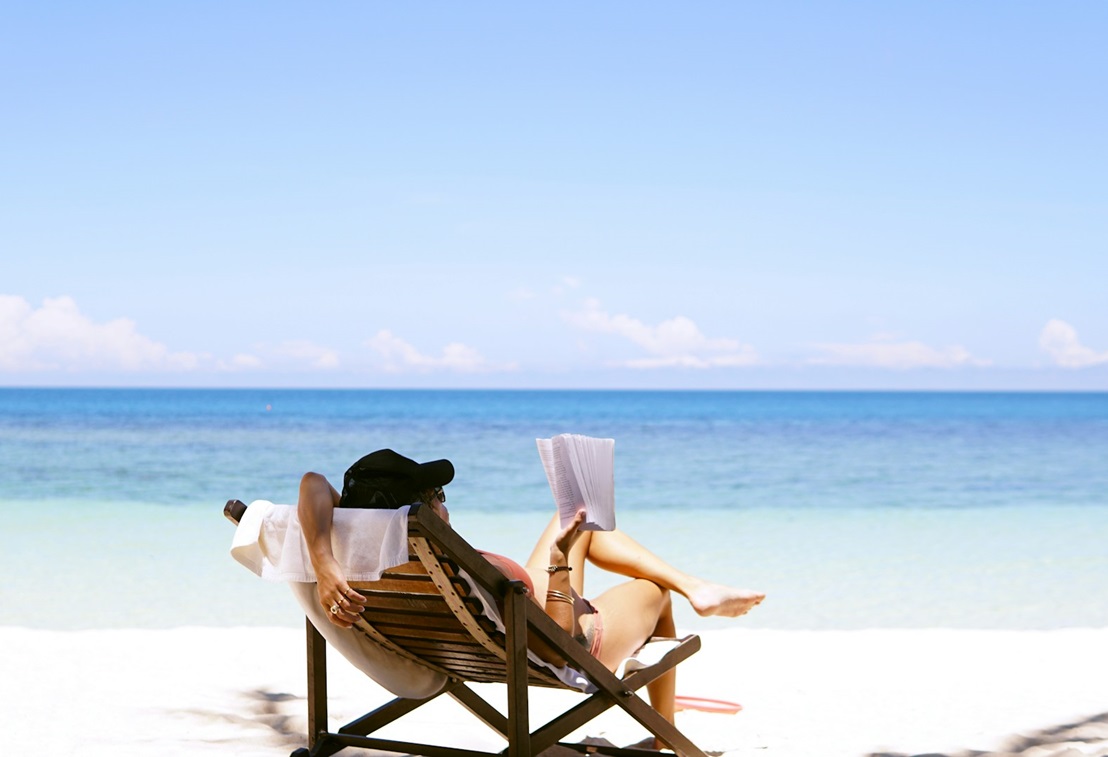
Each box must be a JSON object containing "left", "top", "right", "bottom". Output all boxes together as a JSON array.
[
  {"left": 297, "top": 472, "right": 366, "bottom": 628},
  {"left": 526, "top": 510, "right": 587, "bottom": 665},
  {"left": 543, "top": 510, "right": 585, "bottom": 636}
]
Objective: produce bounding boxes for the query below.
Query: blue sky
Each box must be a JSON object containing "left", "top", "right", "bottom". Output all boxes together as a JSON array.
[{"left": 3, "top": 2, "right": 1106, "bottom": 389}]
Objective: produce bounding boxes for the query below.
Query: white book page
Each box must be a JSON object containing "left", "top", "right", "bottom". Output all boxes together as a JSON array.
[
  {"left": 537, "top": 434, "right": 615, "bottom": 531},
  {"left": 564, "top": 434, "right": 615, "bottom": 531},
  {"left": 536, "top": 437, "right": 585, "bottom": 526}
]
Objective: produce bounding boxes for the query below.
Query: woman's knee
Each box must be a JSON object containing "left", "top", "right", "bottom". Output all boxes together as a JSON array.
[
  {"left": 299, "top": 471, "right": 333, "bottom": 501},
  {"left": 301, "top": 471, "right": 328, "bottom": 488}
]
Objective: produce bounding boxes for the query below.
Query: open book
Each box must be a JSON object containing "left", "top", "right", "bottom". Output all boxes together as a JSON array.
[{"left": 535, "top": 434, "right": 616, "bottom": 531}]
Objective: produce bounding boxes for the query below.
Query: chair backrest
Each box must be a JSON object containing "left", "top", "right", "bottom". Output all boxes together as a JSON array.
[{"left": 348, "top": 525, "right": 568, "bottom": 688}]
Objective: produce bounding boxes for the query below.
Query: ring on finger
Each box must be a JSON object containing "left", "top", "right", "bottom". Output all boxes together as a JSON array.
[{"left": 329, "top": 603, "right": 341, "bottom": 615}]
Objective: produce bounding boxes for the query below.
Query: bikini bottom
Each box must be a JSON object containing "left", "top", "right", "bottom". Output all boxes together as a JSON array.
[{"left": 577, "top": 597, "right": 604, "bottom": 658}]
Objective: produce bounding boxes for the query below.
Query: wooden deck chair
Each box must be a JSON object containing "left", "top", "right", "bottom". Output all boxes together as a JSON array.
[{"left": 225, "top": 499, "right": 709, "bottom": 757}]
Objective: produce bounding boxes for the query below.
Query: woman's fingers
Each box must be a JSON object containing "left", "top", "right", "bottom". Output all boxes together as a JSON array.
[
  {"left": 552, "top": 509, "right": 587, "bottom": 554},
  {"left": 316, "top": 572, "right": 368, "bottom": 627},
  {"left": 557, "top": 509, "right": 586, "bottom": 538},
  {"left": 339, "top": 586, "right": 366, "bottom": 614},
  {"left": 343, "top": 585, "right": 368, "bottom": 606},
  {"left": 322, "top": 592, "right": 364, "bottom": 628}
]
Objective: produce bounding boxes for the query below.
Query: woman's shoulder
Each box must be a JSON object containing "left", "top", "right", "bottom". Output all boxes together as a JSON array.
[{"left": 477, "top": 550, "right": 535, "bottom": 594}]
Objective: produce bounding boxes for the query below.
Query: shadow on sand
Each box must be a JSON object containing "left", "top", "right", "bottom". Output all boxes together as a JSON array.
[{"left": 868, "top": 711, "right": 1108, "bottom": 757}]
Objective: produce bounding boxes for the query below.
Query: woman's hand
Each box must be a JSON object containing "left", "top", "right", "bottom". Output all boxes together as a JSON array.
[
  {"left": 315, "top": 558, "right": 367, "bottom": 629},
  {"left": 551, "top": 508, "right": 587, "bottom": 562}
]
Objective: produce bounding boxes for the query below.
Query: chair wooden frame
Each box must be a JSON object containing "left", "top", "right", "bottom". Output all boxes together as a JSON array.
[{"left": 225, "top": 499, "right": 708, "bottom": 757}]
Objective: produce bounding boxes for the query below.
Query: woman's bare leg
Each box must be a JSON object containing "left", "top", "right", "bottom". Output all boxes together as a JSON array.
[
  {"left": 590, "top": 579, "right": 677, "bottom": 747},
  {"left": 528, "top": 515, "right": 764, "bottom": 618},
  {"left": 526, "top": 514, "right": 764, "bottom": 617},
  {"left": 584, "top": 528, "right": 764, "bottom": 617}
]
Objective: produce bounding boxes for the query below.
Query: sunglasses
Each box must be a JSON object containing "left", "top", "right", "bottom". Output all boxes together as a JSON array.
[{"left": 434, "top": 486, "right": 446, "bottom": 503}]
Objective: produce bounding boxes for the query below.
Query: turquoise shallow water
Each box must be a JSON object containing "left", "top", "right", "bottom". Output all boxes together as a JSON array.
[
  {"left": 1, "top": 389, "right": 1106, "bottom": 630},
  {"left": 4, "top": 499, "right": 1106, "bottom": 632}
]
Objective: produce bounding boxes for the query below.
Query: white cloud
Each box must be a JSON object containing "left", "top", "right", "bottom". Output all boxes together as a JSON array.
[
  {"left": 228, "top": 353, "right": 263, "bottom": 369},
  {"left": 0, "top": 295, "right": 204, "bottom": 373},
  {"left": 562, "top": 299, "right": 759, "bottom": 369},
  {"left": 216, "top": 341, "right": 341, "bottom": 372},
  {"left": 365, "top": 330, "right": 515, "bottom": 373},
  {"left": 809, "top": 335, "right": 989, "bottom": 369},
  {"left": 1039, "top": 319, "right": 1108, "bottom": 368},
  {"left": 270, "top": 340, "right": 340, "bottom": 369},
  {"left": 550, "top": 276, "right": 582, "bottom": 297}
]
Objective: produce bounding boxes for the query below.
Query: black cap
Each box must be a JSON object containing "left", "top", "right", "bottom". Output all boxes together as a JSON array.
[{"left": 339, "top": 449, "right": 454, "bottom": 509}]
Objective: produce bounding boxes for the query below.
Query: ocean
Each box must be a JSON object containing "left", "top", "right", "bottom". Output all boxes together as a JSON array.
[{"left": 2, "top": 388, "right": 1106, "bottom": 631}]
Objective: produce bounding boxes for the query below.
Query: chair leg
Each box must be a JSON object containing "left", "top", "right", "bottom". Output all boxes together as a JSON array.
[
  {"left": 504, "top": 584, "right": 531, "bottom": 757},
  {"left": 305, "top": 617, "right": 328, "bottom": 751}
]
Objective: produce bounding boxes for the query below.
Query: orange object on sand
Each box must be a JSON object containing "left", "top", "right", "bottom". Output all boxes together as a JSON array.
[{"left": 674, "top": 695, "right": 742, "bottom": 714}]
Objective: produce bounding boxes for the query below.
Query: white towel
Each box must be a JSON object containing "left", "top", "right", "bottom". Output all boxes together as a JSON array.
[
  {"left": 230, "top": 500, "right": 411, "bottom": 582},
  {"left": 614, "top": 638, "right": 682, "bottom": 678}
]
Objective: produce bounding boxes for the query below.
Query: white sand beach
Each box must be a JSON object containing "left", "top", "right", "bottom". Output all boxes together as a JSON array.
[{"left": 4, "top": 626, "right": 1107, "bottom": 757}]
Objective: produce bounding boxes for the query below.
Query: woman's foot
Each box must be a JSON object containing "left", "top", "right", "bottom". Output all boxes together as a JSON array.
[{"left": 686, "top": 582, "right": 765, "bottom": 618}]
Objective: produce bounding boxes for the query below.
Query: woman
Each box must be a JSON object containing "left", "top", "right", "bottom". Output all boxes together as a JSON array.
[{"left": 297, "top": 450, "right": 765, "bottom": 733}]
